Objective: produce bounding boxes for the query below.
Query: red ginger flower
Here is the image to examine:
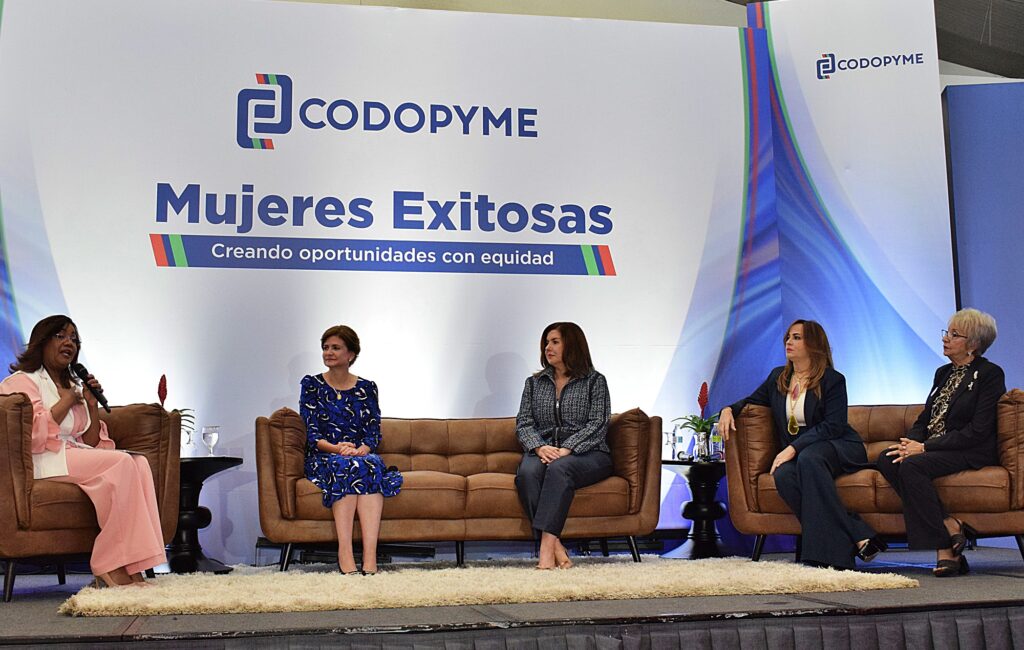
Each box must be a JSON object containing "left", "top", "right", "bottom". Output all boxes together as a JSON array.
[
  {"left": 698, "top": 381, "right": 709, "bottom": 419},
  {"left": 158, "top": 374, "right": 167, "bottom": 407}
]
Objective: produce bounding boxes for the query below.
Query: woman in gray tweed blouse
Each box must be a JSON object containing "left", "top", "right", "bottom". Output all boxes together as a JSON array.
[{"left": 515, "top": 322, "right": 612, "bottom": 570}]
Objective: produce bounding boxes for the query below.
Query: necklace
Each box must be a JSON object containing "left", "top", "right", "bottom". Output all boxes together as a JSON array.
[
  {"left": 787, "top": 375, "right": 804, "bottom": 436},
  {"left": 324, "top": 373, "right": 354, "bottom": 400}
]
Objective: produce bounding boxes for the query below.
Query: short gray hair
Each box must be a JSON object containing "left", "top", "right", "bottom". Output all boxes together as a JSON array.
[{"left": 949, "top": 308, "right": 998, "bottom": 356}]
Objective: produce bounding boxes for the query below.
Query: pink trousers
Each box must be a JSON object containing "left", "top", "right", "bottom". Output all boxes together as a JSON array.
[{"left": 48, "top": 447, "right": 166, "bottom": 576}]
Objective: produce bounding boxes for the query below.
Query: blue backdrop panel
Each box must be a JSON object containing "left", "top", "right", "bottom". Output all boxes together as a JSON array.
[{"left": 945, "top": 83, "right": 1024, "bottom": 389}]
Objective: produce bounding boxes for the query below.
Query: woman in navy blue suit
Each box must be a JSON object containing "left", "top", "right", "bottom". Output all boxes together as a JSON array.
[
  {"left": 719, "top": 320, "right": 883, "bottom": 569},
  {"left": 878, "top": 308, "right": 1005, "bottom": 577}
]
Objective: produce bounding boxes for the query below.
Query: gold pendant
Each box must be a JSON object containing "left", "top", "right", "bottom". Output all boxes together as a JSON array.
[{"left": 787, "top": 415, "right": 799, "bottom": 436}]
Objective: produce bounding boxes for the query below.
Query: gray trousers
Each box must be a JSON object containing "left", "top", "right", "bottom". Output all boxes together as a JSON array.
[
  {"left": 515, "top": 450, "right": 613, "bottom": 536},
  {"left": 773, "top": 440, "right": 875, "bottom": 569}
]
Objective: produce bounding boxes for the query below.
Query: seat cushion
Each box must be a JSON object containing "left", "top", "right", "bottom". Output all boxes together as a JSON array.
[
  {"left": 465, "top": 473, "right": 522, "bottom": 518},
  {"left": 569, "top": 477, "right": 631, "bottom": 517},
  {"left": 755, "top": 469, "right": 876, "bottom": 514},
  {"left": 875, "top": 466, "right": 1010, "bottom": 513},
  {"left": 294, "top": 470, "right": 467, "bottom": 521},
  {"left": 754, "top": 466, "right": 1012, "bottom": 515},
  {"left": 29, "top": 481, "right": 99, "bottom": 531}
]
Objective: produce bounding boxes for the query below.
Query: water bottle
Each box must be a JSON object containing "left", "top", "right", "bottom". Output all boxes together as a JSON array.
[{"left": 710, "top": 423, "right": 724, "bottom": 459}]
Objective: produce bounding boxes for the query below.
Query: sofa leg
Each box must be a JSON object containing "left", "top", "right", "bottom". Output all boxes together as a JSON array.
[
  {"left": 279, "top": 543, "right": 293, "bottom": 572},
  {"left": 627, "top": 536, "right": 641, "bottom": 562},
  {"left": 455, "top": 541, "right": 465, "bottom": 567},
  {"left": 751, "top": 535, "right": 766, "bottom": 562},
  {"left": 1016, "top": 535, "right": 1024, "bottom": 563},
  {"left": 56, "top": 562, "right": 66, "bottom": 585},
  {"left": 3, "top": 561, "right": 15, "bottom": 603},
  {"left": 599, "top": 539, "right": 610, "bottom": 557}
]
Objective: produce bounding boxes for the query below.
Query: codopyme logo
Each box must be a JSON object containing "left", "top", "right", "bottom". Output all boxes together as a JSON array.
[
  {"left": 815, "top": 51, "right": 925, "bottom": 80},
  {"left": 235, "top": 74, "right": 539, "bottom": 150},
  {"left": 236, "top": 73, "right": 293, "bottom": 149}
]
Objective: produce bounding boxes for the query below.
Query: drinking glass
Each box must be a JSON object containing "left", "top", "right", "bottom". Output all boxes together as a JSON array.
[{"left": 201, "top": 426, "right": 221, "bottom": 456}]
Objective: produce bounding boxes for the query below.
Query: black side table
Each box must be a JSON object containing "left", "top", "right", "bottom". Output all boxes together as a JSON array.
[
  {"left": 166, "top": 456, "right": 243, "bottom": 574},
  {"left": 662, "top": 459, "right": 727, "bottom": 559}
]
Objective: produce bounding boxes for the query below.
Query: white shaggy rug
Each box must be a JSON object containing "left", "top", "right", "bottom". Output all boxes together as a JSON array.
[{"left": 59, "top": 557, "right": 917, "bottom": 617}]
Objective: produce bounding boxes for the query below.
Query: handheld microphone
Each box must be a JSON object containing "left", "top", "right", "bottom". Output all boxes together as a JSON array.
[{"left": 71, "top": 363, "right": 111, "bottom": 413}]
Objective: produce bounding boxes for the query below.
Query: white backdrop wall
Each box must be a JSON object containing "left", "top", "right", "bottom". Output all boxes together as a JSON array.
[{"left": 0, "top": 0, "right": 752, "bottom": 563}]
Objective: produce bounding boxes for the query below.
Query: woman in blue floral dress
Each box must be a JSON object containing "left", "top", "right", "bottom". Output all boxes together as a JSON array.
[{"left": 301, "top": 325, "right": 402, "bottom": 574}]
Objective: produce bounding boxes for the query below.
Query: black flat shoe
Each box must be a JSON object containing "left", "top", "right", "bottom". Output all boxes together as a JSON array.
[
  {"left": 950, "top": 520, "right": 978, "bottom": 556},
  {"left": 856, "top": 537, "right": 888, "bottom": 562},
  {"left": 933, "top": 555, "right": 969, "bottom": 577}
]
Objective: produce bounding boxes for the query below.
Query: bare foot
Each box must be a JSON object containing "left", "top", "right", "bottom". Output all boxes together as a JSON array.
[
  {"left": 554, "top": 542, "right": 573, "bottom": 569},
  {"left": 129, "top": 573, "right": 153, "bottom": 587}
]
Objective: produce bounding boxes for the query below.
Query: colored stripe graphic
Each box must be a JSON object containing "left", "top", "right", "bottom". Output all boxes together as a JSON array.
[
  {"left": 150, "top": 233, "right": 169, "bottom": 266},
  {"left": 580, "top": 245, "right": 599, "bottom": 275},
  {"left": 168, "top": 234, "right": 188, "bottom": 267},
  {"left": 597, "top": 245, "right": 616, "bottom": 276},
  {"left": 578, "top": 245, "right": 616, "bottom": 276}
]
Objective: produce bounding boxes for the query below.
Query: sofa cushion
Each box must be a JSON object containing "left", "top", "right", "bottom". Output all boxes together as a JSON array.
[
  {"left": 755, "top": 469, "right": 876, "bottom": 514},
  {"left": 294, "top": 471, "right": 467, "bottom": 521},
  {"left": 465, "top": 473, "right": 523, "bottom": 519},
  {"left": 570, "top": 477, "right": 631, "bottom": 517},
  {"left": 464, "top": 473, "right": 631, "bottom": 519},
  {"left": 29, "top": 481, "right": 99, "bottom": 531},
  {"left": 875, "top": 466, "right": 1010, "bottom": 513}
]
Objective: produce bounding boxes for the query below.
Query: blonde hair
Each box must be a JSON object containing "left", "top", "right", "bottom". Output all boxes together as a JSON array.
[{"left": 949, "top": 308, "right": 997, "bottom": 356}]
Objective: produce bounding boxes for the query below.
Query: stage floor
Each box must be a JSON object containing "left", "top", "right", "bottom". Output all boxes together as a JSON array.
[{"left": 2, "top": 547, "right": 1024, "bottom": 648}]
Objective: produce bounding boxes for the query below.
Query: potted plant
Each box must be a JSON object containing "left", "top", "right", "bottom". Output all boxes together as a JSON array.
[
  {"left": 672, "top": 381, "right": 719, "bottom": 461},
  {"left": 158, "top": 374, "right": 195, "bottom": 452}
]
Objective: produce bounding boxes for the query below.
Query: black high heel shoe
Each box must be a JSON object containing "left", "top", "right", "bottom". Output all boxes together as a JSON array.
[
  {"left": 934, "top": 554, "right": 969, "bottom": 577},
  {"left": 856, "top": 537, "right": 888, "bottom": 562},
  {"left": 950, "top": 519, "right": 978, "bottom": 556}
]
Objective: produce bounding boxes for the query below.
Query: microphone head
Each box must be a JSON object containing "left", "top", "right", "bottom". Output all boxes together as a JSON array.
[{"left": 71, "top": 363, "right": 90, "bottom": 381}]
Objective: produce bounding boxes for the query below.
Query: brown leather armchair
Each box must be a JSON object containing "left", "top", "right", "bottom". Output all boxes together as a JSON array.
[
  {"left": 0, "top": 393, "right": 181, "bottom": 601},
  {"left": 256, "top": 408, "right": 662, "bottom": 569},
  {"left": 724, "top": 389, "right": 1024, "bottom": 560}
]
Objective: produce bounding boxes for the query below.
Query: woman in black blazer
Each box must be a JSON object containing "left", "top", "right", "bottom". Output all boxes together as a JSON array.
[
  {"left": 719, "top": 319, "right": 883, "bottom": 569},
  {"left": 878, "top": 308, "right": 1005, "bottom": 577}
]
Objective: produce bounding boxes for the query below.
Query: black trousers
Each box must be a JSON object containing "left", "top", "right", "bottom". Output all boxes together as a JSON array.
[
  {"left": 773, "top": 441, "right": 875, "bottom": 569},
  {"left": 876, "top": 449, "right": 973, "bottom": 549},
  {"left": 515, "top": 450, "right": 613, "bottom": 536}
]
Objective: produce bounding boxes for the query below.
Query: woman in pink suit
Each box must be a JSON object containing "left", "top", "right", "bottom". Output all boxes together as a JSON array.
[{"left": 0, "top": 315, "right": 165, "bottom": 588}]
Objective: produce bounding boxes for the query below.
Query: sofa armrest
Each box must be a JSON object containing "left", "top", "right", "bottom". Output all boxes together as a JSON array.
[
  {"left": 724, "top": 404, "right": 778, "bottom": 517},
  {"left": 261, "top": 407, "right": 308, "bottom": 520},
  {"left": 997, "top": 389, "right": 1024, "bottom": 510},
  {"left": 99, "top": 403, "right": 181, "bottom": 542},
  {"left": 0, "top": 393, "right": 34, "bottom": 531},
  {"left": 608, "top": 408, "right": 653, "bottom": 514}
]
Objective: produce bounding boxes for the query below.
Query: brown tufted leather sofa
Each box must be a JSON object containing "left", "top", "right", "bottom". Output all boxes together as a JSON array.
[
  {"left": 256, "top": 408, "right": 662, "bottom": 569},
  {"left": 725, "top": 389, "right": 1024, "bottom": 560},
  {"left": 0, "top": 393, "right": 181, "bottom": 601}
]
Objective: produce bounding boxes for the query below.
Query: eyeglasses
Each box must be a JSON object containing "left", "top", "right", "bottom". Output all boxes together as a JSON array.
[
  {"left": 53, "top": 332, "right": 81, "bottom": 346},
  {"left": 941, "top": 329, "right": 967, "bottom": 340}
]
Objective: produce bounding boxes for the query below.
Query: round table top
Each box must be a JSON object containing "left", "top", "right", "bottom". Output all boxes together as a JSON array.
[{"left": 180, "top": 455, "right": 243, "bottom": 482}]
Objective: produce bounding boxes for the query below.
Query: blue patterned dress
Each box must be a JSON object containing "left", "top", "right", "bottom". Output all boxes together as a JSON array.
[{"left": 301, "top": 374, "right": 403, "bottom": 507}]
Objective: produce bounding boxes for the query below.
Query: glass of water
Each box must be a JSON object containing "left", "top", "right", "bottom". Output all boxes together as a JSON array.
[{"left": 201, "top": 425, "right": 221, "bottom": 456}]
